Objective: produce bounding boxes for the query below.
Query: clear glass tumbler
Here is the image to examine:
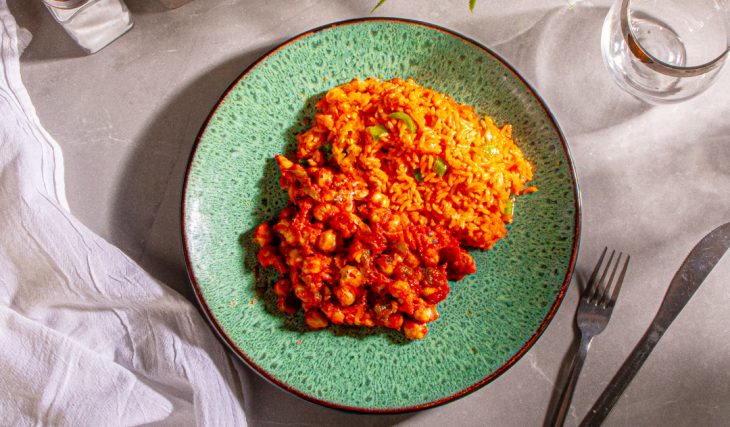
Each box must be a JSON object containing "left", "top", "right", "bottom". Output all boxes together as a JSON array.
[{"left": 601, "top": 0, "right": 730, "bottom": 104}]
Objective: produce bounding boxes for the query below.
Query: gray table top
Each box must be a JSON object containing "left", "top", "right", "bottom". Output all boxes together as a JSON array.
[{"left": 10, "top": 0, "right": 730, "bottom": 425}]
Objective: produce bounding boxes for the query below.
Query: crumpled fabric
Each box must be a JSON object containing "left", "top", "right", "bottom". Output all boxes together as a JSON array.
[{"left": 0, "top": 2, "right": 247, "bottom": 425}]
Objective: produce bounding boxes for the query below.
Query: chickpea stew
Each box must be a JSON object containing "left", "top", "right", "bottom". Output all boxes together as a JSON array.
[{"left": 253, "top": 78, "right": 535, "bottom": 339}]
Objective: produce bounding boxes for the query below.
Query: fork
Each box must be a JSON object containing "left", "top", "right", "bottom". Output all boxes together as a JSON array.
[{"left": 548, "top": 247, "right": 631, "bottom": 427}]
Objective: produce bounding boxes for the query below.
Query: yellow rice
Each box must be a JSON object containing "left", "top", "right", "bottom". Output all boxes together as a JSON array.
[{"left": 296, "top": 77, "right": 535, "bottom": 250}]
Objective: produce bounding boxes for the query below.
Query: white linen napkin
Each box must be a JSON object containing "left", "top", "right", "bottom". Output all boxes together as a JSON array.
[{"left": 0, "top": 2, "right": 248, "bottom": 425}]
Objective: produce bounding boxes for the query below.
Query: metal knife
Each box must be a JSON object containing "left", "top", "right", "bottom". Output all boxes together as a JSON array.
[{"left": 580, "top": 222, "right": 730, "bottom": 426}]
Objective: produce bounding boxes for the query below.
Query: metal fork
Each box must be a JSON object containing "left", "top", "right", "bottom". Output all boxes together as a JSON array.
[{"left": 548, "top": 248, "right": 631, "bottom": 427}]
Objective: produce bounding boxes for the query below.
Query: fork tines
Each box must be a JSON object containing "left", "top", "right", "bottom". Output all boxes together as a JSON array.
[{"left": 585, "top": 247, "right": 631, "bottom": 308}]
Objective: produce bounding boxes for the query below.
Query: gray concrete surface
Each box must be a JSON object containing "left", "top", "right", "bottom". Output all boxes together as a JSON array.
[{"left": 9, "top": 0, "right": 730, "bottom": 425}]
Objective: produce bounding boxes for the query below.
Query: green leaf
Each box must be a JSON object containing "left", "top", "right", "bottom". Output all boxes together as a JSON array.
[
  {"left": 390, "top": 111, "right": 417, "bottom": 133},
  {"left": 366, "top": 125, "right": 388, "bottom": 141},
  {"left": 434, "top": 158, "right": 447, "bottom": 177},
  {"left": 374, "top": 0, "right": 474, "bottom": 13},
  {"left": 371, "top": 0, "right": 387, "bottom": 13}
]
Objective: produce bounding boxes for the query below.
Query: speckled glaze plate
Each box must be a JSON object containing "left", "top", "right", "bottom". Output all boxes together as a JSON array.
[{"left": 182, "top": 18, "right": 580, "bottom": 413}]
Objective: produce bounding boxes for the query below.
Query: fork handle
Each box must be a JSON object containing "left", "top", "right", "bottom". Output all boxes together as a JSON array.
[{"left": 549, "top": 335, "right": 593, "bottom": 427}]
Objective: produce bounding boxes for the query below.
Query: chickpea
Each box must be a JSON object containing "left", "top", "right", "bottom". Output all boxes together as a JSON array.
[
  {"left": 334, "top": 286, "right": 356, "bottom": 306},
  {"left": 398, "top": 296, "right": 417, "bottom": 316},
  {"left": 403, "top": 320, "right": 429, "bottom": 340},
  {"left": 422, "top": 247, "right": 440, "bottom": 267},
  {"left": 391, "top": 280, "right": 409, "bottom": 294},
  {"left": 354, "top": 189, "right": 369, "bottom": 200},
  {"left": 404, "top": 252, "right": 420, "bottom": 268},
  {"left": 276, "top": 155, "right": 294, "bottom": 170},
  {"left": 313, "top": 203, "right": 335, "bottom": 221},
  {"left": 322, "top": 303, "right": 345, "bottom": 324},
  {"left": 369, "top": 207, "right": 389, "bottom": 224},
  {"left": 353, "top": 307, "right": 376, "bottom": 327},
  {"left": 257, "top": 245, "right": 287, "bottom": 274},
  {"left": 316, "top": 168, "right": 333, "bottom": 187},
  {"left": 330, "top": 308, "right": 345, "bottom": 324},
  {"left": 360, "top": 317, "right": 375, "bottom": 327},
  {"left": 370, "top": 192, "right": 390, "bottom": 208},
  {"left": 317, "top": 229, "right": 338, "bottom": 252},
  {"left": 303, "top": 291, "right": 323, "bottom": 310},
  {"left": 330, "top": 214, "right": 357, "bottom": 239},
  {"left": 384, "top": 313, "right": 404, "bottom": 330},
  {"left": 339, "top": 265, "right": 365, "bottom": 288},
  {"left": 421, "top": 287, "right": 437, "bottom": 298},
  {"left": 305, "top": 310, "right": 329, "bottom": 330},
  {"left": 285, "top": 248, "right": 303, "bottom": 267},
  {"left": 299, "top": 272, "right": 314, "bottom": 285},
  {"left": 293, "top": 283, "right": 308, "bottom": 301},
  {"left": 252, "top": 222, "right": 273, "bottom": 247},
  {"left": 393, "top": 240, "right": 409, "bottom": 254},
  {"left": 273, "top": 220, "right": 296, "bottom": 245},
  {"left": 257, "top": 245, "right": 276, "bottom": 268},
  {"left": 376, "top": 255, "right": 395, "bottom": 276},
  {"left": 333, "top": 254, "right": 347, "bottom": 269},
  {"left": 287, "top": 186, "right": 297, "bottom": 201},
  {"left": 352, "top": 182, "right": 369, "bottom": 200},
  {"left": 301, "top": 186, "right": 320, "bottom": 201},
  {"left": 290, "top": 167, "right": 308, "bottom": 179},
  {"left": 348, "top": 243, "right": 371, "bottom": 264},
  {"left": 374, "top": 299, "right": 398, "bottom": 320},
  {"left": 322, "top": 190, "right": 336, "bottom": 203},
  {"left": 413, "top": 305, "right": 439, "bottom": 323},
  {"left": 276, "top": 296, "right": 297, "bottom": 315},
  {"left": 386, "top": 215, "right": 401, "bottom": 232},
  {"left": 302, "top": 255, "right": 326, "bottom": 274},
  {"left": 273, "top": 278, "right": 291, "bottom": 297}
]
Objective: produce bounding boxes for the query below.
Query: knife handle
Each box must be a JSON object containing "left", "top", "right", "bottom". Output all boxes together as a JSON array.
[{"left": 579, "top": 324, "right": 666, "bottom": 426}]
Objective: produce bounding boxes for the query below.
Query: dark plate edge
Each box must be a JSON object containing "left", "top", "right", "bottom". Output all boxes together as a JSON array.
[{"left": 180, "top": 16, "right": 582, "bottom": 414}]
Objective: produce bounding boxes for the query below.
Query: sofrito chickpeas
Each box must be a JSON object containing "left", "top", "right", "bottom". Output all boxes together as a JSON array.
[
  {"left": 252, "top": 78, "right": 536, "bottom": 339},
  {"left": 253, "top": 154, "right": 475, "bottom": 340}
]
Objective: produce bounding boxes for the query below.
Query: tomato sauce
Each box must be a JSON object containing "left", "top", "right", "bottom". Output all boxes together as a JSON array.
[{"left": 254, "top": 155, "right": 476, "bottom": 340}]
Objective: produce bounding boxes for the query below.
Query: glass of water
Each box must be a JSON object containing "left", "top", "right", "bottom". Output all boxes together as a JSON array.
[{"left": 601, "top": 0, "right": 729, "bottom": 104}]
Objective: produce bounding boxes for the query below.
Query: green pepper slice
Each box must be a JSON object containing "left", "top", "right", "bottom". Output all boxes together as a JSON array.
[
  {"left": 484, "top": 143, "right": 500, "bottom": 156},
  {"left": 390, "top": 111, "right": 417, "bottom": 133},
  {"left": 504, "top": 198, "right": 514, "bottom": 216},
  {"left": 366, "top": 125, "right": 388, "bottom": 141},
  {"left": 434, "top": 158, "right": 447, "bottom": 177},
  {"left": 414, "top": 169, "right": 423, "bottom": 182},
  {"left": 320, "top": 143, "right": 333, "bottom": 161}
]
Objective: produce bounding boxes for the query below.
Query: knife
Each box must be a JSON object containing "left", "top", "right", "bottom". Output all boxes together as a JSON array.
[{"left": 580, "top": 222, "right": 730, "bottom": 426}]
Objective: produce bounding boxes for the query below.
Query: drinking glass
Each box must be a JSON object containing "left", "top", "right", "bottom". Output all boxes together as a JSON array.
[{"left": 601, "top": 0, "right": 729, "bottom": 104}]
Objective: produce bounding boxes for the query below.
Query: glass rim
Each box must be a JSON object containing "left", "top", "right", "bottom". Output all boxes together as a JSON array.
[
  {"left": 43, "top": 0, "right": 88, "bottom": 8},
  {"left": 620, "top": 0, "right": 730, "bottom": 77}
]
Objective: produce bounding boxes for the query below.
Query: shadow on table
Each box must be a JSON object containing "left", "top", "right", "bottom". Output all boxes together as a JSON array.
[
  {"left": 110, "top": 44, "right": 278, "bottom": 303},
  {"left": 109, "top": 40, "right": 417, "bottom": 426},
  {"left": 465, "top": 4, "right": 652, "bottom": 137},
  {"left": 8, "top": 0, "right": 86, "bottom": 61},
  {"left": 241, "top": 371, "right": 419, "bottom": 427},
  {"left": 541, "top": 269, "right": 588, "bottom": 427},
  {"left": 108, "top": 4, "right": 655, "bottom": 425}
]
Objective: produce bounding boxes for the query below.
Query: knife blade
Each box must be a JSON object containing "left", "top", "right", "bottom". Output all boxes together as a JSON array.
[{"left": 580, "top": 222, "right": 730, "bottom": 426}]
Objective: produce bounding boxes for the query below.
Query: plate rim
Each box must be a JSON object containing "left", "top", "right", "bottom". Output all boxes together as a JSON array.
[{"left": 181, "top": 16, "right": 582, "bottom": 414}]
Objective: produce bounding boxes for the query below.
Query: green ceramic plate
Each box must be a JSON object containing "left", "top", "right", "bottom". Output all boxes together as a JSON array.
[{"left": 182, "top": 18, "right": 580, "bottom": 413}]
